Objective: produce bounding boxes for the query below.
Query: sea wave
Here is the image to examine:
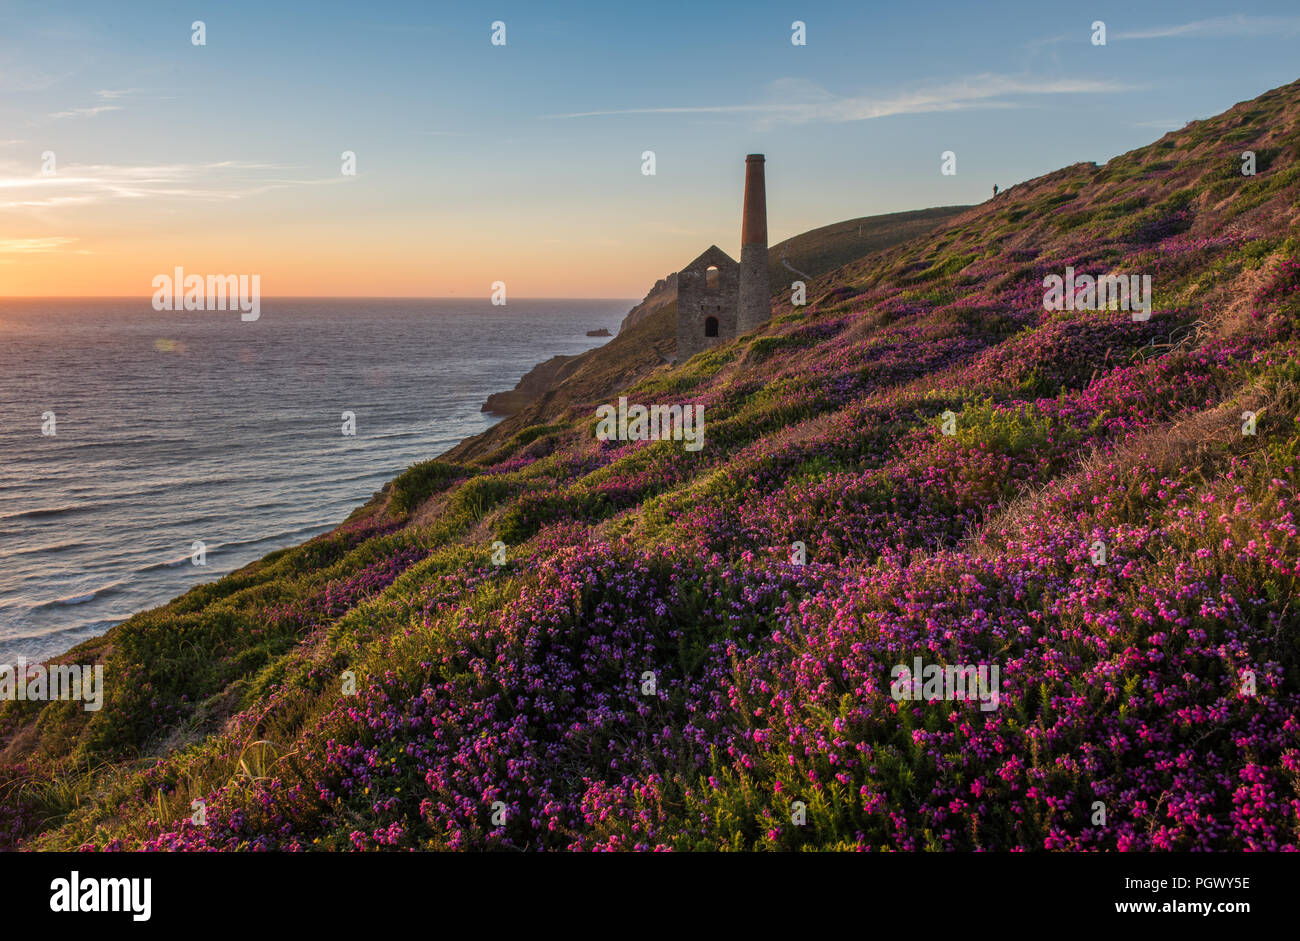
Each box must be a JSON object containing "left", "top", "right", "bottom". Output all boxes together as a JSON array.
[
  {"left": 0, "top": 539, "right": 90, "bottom": 560},
  {"left": 29, "top": 579, "right": 129, "bottom": 611},
  {"left": 0, "top": 503, "right": 99, "bottom": 523}
]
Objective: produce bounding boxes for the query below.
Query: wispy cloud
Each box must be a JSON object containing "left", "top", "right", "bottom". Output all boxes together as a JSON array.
[
  {"left": 1025, "top": 33, "right": 1070, "bottom": 50},
  {"left": 0, "top": 237, "right": 80, "bottom": 254},
  {"left": 543, "top": 73, "right": 1138, "bottom": 124},
  {"left": 1114, "top": 14, "right": 1300, "bottom": 40},
  {"left": 0, "top": 160, "right": 344, "bottom": 211},
  {"left": 45, "top": 88, "right": 174, "bottom": 122},
  {"left": 47, "top": 104, "right": 121, "bottom": 121}
]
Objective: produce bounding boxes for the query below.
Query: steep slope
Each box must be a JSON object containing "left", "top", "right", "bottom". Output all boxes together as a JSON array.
[
  {"left": 4, "top": 79, "right": 1300, "bottom": 852},
  {"left": 481, "top": 353, "right": 584, "bottom": 416},
  {"left": 765, "top": 205, "right": 974, "bottom": 290},
  {"left": 486, "top": 206, "right": 971, "bottom": 423}
]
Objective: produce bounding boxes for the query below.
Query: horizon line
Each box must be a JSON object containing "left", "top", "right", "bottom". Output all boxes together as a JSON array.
[{"left": 0, "top": 295, "right": 644, "bottom": 301}]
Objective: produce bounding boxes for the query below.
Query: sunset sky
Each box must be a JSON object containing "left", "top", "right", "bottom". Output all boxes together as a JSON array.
[{"left": 1, "top": 0, "right": 1298, "bottom": 298}]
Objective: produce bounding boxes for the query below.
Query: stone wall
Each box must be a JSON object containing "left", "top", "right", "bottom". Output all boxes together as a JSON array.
[{"left": 675, "top": 245, "right": 738, "bottom": 363}]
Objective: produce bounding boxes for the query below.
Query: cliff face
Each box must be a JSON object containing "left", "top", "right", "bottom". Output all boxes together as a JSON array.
[
  {"left": 481, "top": 354, "right": 581, "bottom": 416},
  {"left": 618, "top": 272, "right": 678, "bottom": 333},
  {"left": 459, "top": 301, "right": 677, "bottom": 461},
  {"left": 7, "top": 79, "right": 1300, "bottom": 853}
]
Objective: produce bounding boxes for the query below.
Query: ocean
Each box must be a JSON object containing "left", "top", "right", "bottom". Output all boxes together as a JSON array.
[{"left": 0, "top": 297, "right": 629, "bottom": 664}]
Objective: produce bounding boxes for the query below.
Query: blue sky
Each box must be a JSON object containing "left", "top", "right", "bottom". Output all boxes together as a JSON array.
[{"left": 1, "top": 0, "right": 1298, "bottom": 296}]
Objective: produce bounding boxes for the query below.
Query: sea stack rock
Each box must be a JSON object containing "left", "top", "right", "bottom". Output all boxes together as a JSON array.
[{"left": 736, "top": 154, "right": 770, "bottom": 335}]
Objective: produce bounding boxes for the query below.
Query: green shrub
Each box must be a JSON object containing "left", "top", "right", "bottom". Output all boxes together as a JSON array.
[
  {"left": 748, "top": 335, "right": 797, "bottom": 359},
  {"left": 390, "top": 460, "right": 463, "bottom": 515},
  {"left": 905, "top": 253, "right": 976, "bottom": 284},
  {"left": 512, "top": 423, "right": 565, "bottom": 448},
  {"left": 952, "top": 399, "right": 1072, "bottom": 456},
  {"left": 446, "top": 475, "right": 513, "bottom": 522}
]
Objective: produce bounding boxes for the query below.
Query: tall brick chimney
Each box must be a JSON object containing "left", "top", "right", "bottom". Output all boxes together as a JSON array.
[{"left": 737, "top": 154, "right": 770, "bottom": 334}]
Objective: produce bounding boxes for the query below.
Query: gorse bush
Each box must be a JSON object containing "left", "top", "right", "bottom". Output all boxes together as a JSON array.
[
  {"left": 446, "top": 475, "right": 512, "bottom": 522},
  {"left": 389, "top": 460, "right": 463, "bottom": 515},
  {"left": 951, "top": 399, "right": 1071, "bottom": 456}
]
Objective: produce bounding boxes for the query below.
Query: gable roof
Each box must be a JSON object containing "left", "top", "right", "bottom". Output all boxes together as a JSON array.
[{"left": 681, "top": 244, "right": 738, "bottom": 272}]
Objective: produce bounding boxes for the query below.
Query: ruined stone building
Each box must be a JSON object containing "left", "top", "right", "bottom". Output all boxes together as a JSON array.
[
  {"left": 675, "top": 154, "right": 771, "bottom": 362},
  {"left": 675, "top": 246, "right": 738, "bottom": 363}
]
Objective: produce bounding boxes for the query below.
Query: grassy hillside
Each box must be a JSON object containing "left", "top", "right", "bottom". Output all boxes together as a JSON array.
[
  {"left": 4, "top": 79, "right": 1300, "bottom": 851},
  {"left": 766, "top": 205, "right": 971, "bottom": 289}
]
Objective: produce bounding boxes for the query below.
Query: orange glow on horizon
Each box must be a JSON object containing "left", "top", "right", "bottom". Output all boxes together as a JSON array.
[{"left": 0, "top": 234, "right": 669, "bottom": 299}]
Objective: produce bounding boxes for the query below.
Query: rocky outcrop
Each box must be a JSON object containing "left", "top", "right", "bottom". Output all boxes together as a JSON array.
[
  {"left": 457, "top": 302, "right": 677, "bottom": 461},
  {"left": 618, "top": 272, "right": 678, "bottom": 334},
  {"left": 481, "top": 354, "right": 579, "bottom": 416}
]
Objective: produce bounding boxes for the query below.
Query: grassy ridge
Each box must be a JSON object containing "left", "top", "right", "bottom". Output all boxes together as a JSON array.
[{"left": 766, "top": 205, "right": 973, "bottom": 289}]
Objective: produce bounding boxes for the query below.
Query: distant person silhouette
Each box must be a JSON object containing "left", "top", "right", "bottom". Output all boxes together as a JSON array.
[{"left": 993, "top": 184, "right": 999, "bottom": 197}]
